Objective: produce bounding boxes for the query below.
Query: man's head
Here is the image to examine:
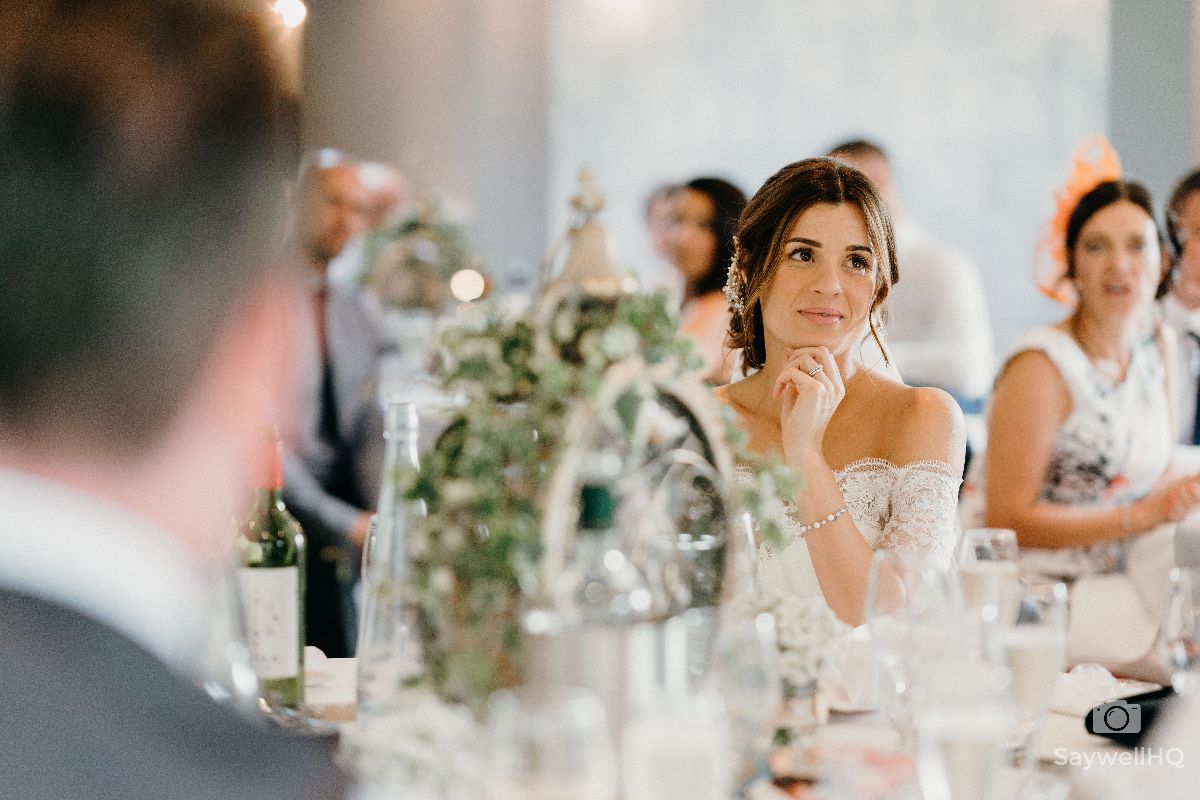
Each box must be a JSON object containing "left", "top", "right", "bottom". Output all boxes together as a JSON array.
[
  {"left": 292, "top": 149, "right": 370, "bottom": 267},
  {"left": 0, "top": 0, "right": 293, "bottom": 535},
  {"left": 826, "top": 139, "right": 899, "bottom": 215},
  {"left": 359, "top": 161, "right": 408, "bottom": 229}
]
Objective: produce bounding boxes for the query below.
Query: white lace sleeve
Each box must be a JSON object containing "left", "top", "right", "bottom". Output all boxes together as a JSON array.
[{"left": 876, "top": 460, "right": 961, "bottom": 569}]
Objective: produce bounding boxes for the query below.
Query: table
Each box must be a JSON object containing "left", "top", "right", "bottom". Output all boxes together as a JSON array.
[{"left": 302, "top": 648, "right": 1143, "bottom": 798}]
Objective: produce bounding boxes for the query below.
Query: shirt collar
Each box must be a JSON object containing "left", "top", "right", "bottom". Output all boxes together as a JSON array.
[{"left": 0, "top": 467, "right": 214, "bottom": 675}]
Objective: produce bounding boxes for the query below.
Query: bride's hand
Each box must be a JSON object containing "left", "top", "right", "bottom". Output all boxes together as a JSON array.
[{"left": 772, "top": 346, "right": 844, "bottom": 466}]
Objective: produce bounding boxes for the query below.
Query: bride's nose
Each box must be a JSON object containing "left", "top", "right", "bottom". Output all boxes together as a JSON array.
[{"left": 809, "top": 260, "right": 843, "bottom": 295}]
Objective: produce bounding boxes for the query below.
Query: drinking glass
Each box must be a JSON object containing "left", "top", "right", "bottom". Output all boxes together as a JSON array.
[
  {"left": 957, "top": 528, "right": 1020, "bottom": 620},
  {"left": 913, "top": 660, "right": 1016, "bottom": 800},
  {"left": 706, "top": 610, "right": 781, "bottom": 785},
  {"left": 864, "top": 550, "right": 958, "bottom": 751},
  {"left": 486, "top": 687, "right": 618, "bottom": 800},
  {"left": 1002, "top": 580, "right": 1068, "bottom": 772},
  {"left": 621, "top": 691, "right": 732, "bottom": 800},
  {"left": 1159, "top": 566, "right": 1200, "bottom": 694}
]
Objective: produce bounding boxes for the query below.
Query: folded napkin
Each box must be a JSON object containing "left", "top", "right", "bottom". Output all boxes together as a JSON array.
[{"left": 1051, "top": 663, "right": 1159, "bottom": 717}]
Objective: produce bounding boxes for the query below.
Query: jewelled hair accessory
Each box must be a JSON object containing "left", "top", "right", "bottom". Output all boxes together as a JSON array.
[
  {"left": 724, "top": 242, "right": 746, "bottom": 314},
  {"left": 1035, "top": 134, "right": 1122, "bottom": 305}
]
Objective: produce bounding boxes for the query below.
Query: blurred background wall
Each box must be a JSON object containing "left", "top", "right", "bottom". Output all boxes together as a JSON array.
[{"left": 302, "top": 0, "right": 1200, "bottom": 359}]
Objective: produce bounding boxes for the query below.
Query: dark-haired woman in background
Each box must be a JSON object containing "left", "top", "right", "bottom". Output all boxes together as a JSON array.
[
  {"left": 975, "top": 158, "right": 1200, "bottom": 581},
  {"left": 669, "top": 177, "right": 746, "bottom": 384}
]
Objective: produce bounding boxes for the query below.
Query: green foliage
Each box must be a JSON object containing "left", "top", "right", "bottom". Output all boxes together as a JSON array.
[{"left": 403, "top": 290, "right": 798, "bottom": 707}]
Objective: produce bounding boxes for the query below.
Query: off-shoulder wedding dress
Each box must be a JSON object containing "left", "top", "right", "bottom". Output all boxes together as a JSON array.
[{"left": 739, "top": 458, "right": 961, "bottom": 602}]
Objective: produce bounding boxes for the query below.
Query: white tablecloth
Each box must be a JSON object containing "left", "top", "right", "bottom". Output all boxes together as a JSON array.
[{"left": 302, "top": 648, "right": 1146, "bottom": 798}]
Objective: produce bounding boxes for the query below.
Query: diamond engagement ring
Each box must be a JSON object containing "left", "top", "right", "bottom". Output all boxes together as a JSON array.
[{"left": 807, "top": 365, "right": 825, "bottom": 378}]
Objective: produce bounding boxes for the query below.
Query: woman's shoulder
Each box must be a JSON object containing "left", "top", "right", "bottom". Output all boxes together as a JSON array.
[{"left": 862, "top": 380, "right": 965, "bottom": 468}]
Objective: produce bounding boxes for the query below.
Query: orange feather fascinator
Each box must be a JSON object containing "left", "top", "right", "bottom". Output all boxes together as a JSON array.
[{"left": 1035, "top": 135, "right": 1123, "bottom": 305}]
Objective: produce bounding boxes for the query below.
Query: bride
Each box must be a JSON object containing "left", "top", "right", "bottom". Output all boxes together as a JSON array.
[{"left": 717, "top": 158, "right": 965, "bottom": 624}]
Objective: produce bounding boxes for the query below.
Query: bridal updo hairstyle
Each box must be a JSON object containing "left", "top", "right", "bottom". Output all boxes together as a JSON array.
[{"left": 727, "top": 158, "right": 899, "bottom": 372}]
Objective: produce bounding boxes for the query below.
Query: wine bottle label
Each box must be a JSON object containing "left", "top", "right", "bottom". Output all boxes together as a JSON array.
[{"left": 235, "top": 566, "right": 300, "bottom": 680}]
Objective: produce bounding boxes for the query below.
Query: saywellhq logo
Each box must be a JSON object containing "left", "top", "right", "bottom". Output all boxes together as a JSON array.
[{"left": 1054, "top": 747, "right": 1185, "bottom": 769}]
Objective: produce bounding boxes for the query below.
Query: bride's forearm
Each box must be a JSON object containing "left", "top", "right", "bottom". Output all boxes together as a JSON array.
[{"left": 792, "top": 459, "right": 873, "bottom": 625}]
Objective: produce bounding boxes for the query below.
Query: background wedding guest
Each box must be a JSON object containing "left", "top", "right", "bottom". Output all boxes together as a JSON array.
[
  {"left": 0, "top": 0, "right": 349, "bottom": 796},
  {"left": 717, "top": 158, "right": 964, "bottom": 624},
  {"left": 328, "top": 160, "right": 410, "bottom": 286},
  {"left": 668, "top": 176, "right": 746, "bottom": 384},
  {"left": 826, "top": 139, "right": 995, "bottom": 409},
  {"left": 1159, "top": 167, "right": 1200, "bottom": 445},
  {"left": 280, "top": 150, "right": 394, "bottom": 657},
  {"left": 642, "top": 182, "right": 681, "bottom": 296},
  {"left": 969, "top": 146, "right": 1200, "bottom": 585}
]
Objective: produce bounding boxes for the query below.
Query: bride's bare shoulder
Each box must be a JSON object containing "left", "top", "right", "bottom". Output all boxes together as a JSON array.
[
  {"left": 715, "top": 376, "right": 755, "bottom": 412},
  {"left": 859, "top": 377, "right": 964, "bottom": 468}
]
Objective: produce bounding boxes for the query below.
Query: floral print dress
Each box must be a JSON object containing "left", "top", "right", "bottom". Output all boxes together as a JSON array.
[{"left": 963, "top": 326, "right": 1172, "bottom": 578}]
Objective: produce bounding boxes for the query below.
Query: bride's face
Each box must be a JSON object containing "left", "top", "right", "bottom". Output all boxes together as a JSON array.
[{"left": 759, "top": 202, "right": 877, "bottom": 358}]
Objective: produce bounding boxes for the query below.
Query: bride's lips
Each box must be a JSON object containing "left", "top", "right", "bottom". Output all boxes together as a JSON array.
[{"left": 798, "top": 307, "right": 845, "bottom": 326}]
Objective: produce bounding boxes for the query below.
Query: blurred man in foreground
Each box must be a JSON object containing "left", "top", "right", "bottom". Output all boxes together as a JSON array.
[{"left": 0, "top": 1, "right": 349, "bottom": 797}]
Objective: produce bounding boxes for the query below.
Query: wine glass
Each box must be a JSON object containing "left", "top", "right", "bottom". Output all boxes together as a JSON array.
[
  {"left": 913, "top": 657, "right": 1016, "bottom": 800},
  {"left": 1002, "top": 580, "right": 1068, "bottom": 774},
  {"left": 1159, "top": 566, "right": 1200, "bottom": 693},
  {"left": 706, "top": 610, "right": 782, "bottom": 785},
  {"left": 957, "top": 528, "right": 1020, "bottom": 620},
  {"left": 621, "top": 691, "right": 732, "bottom": 800},
  {"left": 486, "top": 686, "right": 618, "bottom": 800},
  {"left": 864, "top": 550, "right": 958, "bottom": 751}
]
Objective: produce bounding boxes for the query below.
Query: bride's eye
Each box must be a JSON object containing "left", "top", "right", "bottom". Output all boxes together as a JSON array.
[
  {"left": 847, "top": 253, "right": 873, "bottom": 273},
  {"left": 788, "top": 247, "right": 814, "bottom": 263}
]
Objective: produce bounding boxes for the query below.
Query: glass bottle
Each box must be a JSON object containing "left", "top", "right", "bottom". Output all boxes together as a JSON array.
[
  {"left": 356, "top": 401, "right": 425, "bottom": 719},
  {"left": 235, "top": 428, "right": 306, "bottom": 711},
  {"left": 569, "top": 483, "right": 655, "bottom": 625}
]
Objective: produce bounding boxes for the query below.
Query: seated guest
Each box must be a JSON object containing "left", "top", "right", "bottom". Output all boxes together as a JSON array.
[
  {"left": 1159, "top": 168, "right": 1200, "bottom": 444},
  {"left": 668, "top": 177, "right": 747, "bottom": 384},
  {"left": 826, "top": 139, "right": 995, "bottom": 409},
  {"left": 0, "top": 1, "right": 349, "bottom": 796},
  {"left": 644, "top": 182, "right": 681, "bottom": 293},
  {"left": 973, "top": 141, "right": 1200, "bottom": 582},
  {"left": 280, "top": 150, "right": 394, "bottom": 657},
  {"left": 717, "top": 158, "right": 965, "bottom": 624},
  {"left": 328, "top": 159, "right": 410, "bottom": 286}
]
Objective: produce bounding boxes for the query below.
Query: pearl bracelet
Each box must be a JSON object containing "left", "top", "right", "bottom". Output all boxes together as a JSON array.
[{"left": 794, "top": 505, "right": 849, "bottom": 536}]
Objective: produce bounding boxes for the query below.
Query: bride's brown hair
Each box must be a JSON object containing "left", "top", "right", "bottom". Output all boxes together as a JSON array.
[{"left": 726, "top": 158, "right": 899, "bottom": 372}]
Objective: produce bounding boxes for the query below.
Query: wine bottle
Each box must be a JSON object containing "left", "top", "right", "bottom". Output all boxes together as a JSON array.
[{"left": 236, "top": 429, "right": 306, "bottom": 711}]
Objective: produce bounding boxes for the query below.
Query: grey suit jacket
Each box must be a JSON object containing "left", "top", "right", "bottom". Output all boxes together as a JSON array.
[
  {"left": 284, "top": 284, "right": 392, "bottom": 543},
  {"left": 283, "top": 283, "right": 392, "bottom": 656},
  {"left": 0, "top": 587, "right": 351, "bottom": 800}
]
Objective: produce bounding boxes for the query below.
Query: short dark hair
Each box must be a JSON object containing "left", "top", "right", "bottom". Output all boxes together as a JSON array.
[
  {"left": 728, "top": 158, "right": 897, "bottom": 372},
  {"left": 826, "top": 138, "right": 889, "bottom": 164},
  {"left": 0, "top": 0, "right": 290, "bottom": 454},
  {"left": 1166, "top": 167, "right": 1200, "bottom": 256},
  {"left": 680, "top": 177, "right": 747, "bottom": 298}
]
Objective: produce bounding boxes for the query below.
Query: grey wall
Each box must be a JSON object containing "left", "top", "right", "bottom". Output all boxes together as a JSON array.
[
  {"left": 303, "top": 0, "right": 550, "bottom": 286},
  {"left": 548, "top": 0, "right": 1111, "bottom": 358},
  {"left": 1109, "top": 0, "right": 1199, "bottom": 207},
  {"left": 303, "top": 1, "right": 1200, "bottom": 361}
]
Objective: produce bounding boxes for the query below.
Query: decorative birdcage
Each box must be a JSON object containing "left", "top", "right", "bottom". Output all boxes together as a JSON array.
[{"left": 401, "top": 172, "right": 797, "bottom": 709}]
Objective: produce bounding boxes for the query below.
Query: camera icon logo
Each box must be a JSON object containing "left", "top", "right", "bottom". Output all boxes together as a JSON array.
[{"left": 1089, "top": 699, "right": 1142, "bottom": 734}]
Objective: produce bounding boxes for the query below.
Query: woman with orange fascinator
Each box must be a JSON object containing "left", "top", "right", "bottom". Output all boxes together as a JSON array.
[{"left": 967, "top": 137, "right": 1200, "bottom": 597}]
